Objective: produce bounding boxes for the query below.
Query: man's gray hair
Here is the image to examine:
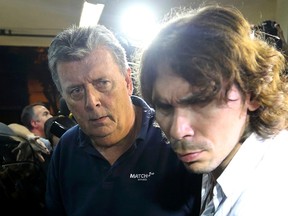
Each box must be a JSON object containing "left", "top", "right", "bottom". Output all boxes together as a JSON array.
[{"left": 48, "top": 25, "right": 128, "bottom": 92}]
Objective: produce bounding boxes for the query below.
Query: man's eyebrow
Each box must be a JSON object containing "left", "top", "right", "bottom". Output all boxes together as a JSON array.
[
  {"left": 177, "top": 94, "right": 195, "bottom": 104},
  {"left": 153, "top": 99, "right": 169, "bottom": 107},
  {"left": 66, "top": 84, "right": 82, "bottom": 90},
  {"left": 152, "top": 93, "right": 197, "bottom": 106}
]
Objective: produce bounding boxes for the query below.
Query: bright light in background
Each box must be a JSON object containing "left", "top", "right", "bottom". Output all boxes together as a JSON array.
[
  {"left": 120, "top": 4, "right": 159, "bottom": 48},
  {"left": 80, "top": 1, "right": 105, "bottom": 27}
]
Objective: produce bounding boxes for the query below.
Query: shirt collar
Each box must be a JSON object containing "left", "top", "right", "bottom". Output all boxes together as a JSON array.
[{"left": 217, "top": 132, "right": 269, "bottom": 198}]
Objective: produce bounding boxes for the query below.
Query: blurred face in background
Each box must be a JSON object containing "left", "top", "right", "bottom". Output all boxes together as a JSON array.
[
  {"left": 32, "top": 105, "right": 53, "bottom": 134},
  {"left": 57, "top": 47, "right": 134, "bottom": 147}
]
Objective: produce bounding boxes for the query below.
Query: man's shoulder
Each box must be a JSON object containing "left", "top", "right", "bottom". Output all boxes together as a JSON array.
[
  {"left": 55, "top": 124, "right": 80, "bottom": 148},
  {"left": 61, "top": 124, "right": 79, "bottom": 137}
]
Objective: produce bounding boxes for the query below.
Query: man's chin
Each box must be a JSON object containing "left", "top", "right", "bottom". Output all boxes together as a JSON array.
[{"left": 184, "top": 162, "right": 212, "bottom": 174}]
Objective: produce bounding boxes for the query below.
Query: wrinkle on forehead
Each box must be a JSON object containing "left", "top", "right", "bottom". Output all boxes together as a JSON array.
[
  {"left": 86, "top": 47, "right": 112, "bottom": 63},
  {"left": 152, "top": 68, "right": 193, "bottom": 105},
  {"left": 58, "top": 47, "right": 119, "bottom": 85}
]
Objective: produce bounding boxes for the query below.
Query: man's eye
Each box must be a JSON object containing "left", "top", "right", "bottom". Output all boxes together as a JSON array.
[
  {"left": 155, "top": 103, "right": 173, "bottom": 114},
  {"left": 94, "top": 80, "right": 112, "bottom": 91},
  {"left": 43, "top": 111, "right": 50, "bottom": 116},
  {"left": 70, "top": 87, "right": 84, "bottom": 100}
]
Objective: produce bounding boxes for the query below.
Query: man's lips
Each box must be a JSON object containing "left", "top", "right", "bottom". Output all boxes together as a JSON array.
[
  {"left": 89, "top": 116, "right": 108, "bottom": 124},
  {"left": 177, "top": 151, "right": 203, "bottom": 163}
]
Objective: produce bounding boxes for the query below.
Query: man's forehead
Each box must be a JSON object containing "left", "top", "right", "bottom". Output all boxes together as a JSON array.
[
  {"left": 33, "top": 105, "right": 47, "bottom": 113},
  {"left": 153, "top": 72, "right": 195, "bottom": 104}
]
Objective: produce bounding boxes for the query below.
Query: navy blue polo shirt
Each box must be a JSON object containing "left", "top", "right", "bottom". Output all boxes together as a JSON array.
[{"left": 45, "top": 96, "right": 202, "bottom": 216}]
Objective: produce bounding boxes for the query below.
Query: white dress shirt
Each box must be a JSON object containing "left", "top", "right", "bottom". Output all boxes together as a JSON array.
[{"left": 201, "top": 130, "right": 288, "bottom": 216}]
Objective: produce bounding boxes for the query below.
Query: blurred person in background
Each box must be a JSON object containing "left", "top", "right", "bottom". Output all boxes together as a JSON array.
[
  {"left": 20, "top": 102, "right": 53, "bottom": 151},
  {"left": 21, "top": 103, "right": 52, "bottom": 137}
]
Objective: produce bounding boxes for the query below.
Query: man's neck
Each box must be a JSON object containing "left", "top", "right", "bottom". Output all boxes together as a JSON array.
[
  {"left": 211, "top": 142, "right": 242, "bottom": 180},
  {"left": 93, "top": 105, "right": 143, "bottom": 165},
  {"left": 30, "top": 128, "right": 44, "bottom": 138}
]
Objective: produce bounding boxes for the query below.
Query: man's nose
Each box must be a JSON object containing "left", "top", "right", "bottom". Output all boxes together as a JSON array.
[
  {"left": 84, "top": 85, "right": 101, "bottom": 109},
  {"left": 169, "top": 109, "right": 195, "bottom": 141}
]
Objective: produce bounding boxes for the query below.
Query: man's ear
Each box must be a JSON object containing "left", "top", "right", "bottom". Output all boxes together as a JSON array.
[
  {"left": 31, "top": 119, "right": 38, "bottom": 128},
  {"left": 125, "top": 67, "right": 134, "bottom": 95},
  {"left": 247, "top": 95, "right": 260, "bottom": 111}
]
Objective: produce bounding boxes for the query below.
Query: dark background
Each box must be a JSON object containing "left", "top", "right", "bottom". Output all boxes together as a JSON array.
[{"left": 0, "top": 46, "right": 60, "bottom": 124}]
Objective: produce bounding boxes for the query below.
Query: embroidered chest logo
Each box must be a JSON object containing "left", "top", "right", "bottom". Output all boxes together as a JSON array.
[{"left": 129, "top": 172, "right": 155, "bottom": 181}]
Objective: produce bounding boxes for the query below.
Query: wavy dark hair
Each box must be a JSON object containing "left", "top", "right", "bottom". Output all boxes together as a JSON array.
[{"left": 139, "top": 5, "right": 288, "bottom": 139}]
